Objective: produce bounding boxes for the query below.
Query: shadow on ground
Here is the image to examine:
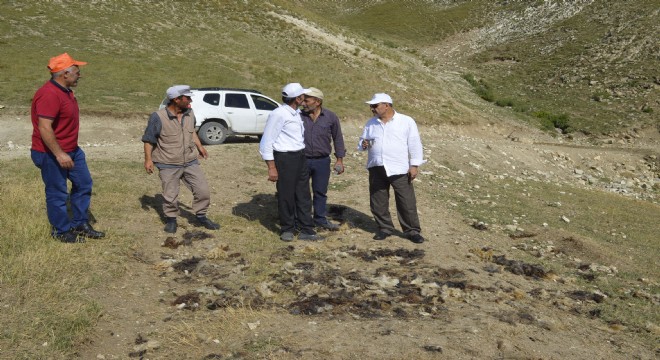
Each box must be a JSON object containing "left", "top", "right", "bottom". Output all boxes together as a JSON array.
[{"left": 231, "top": 193, "right": 380, "bottom": 235}]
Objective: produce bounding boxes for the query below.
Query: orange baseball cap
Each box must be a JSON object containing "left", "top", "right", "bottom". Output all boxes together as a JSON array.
[{"left": 47, "top": 53, "right": 87, "bottom": 73}]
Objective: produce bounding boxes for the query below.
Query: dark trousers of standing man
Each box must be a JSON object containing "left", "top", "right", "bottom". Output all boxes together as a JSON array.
[
  {"left": 274, "top": 150, "right": 315, "bottom": 235},
  {"left": 306, "top": 156, "right": 331, "bottom": 225},
  {"left": 368, "top": 166, "right": 421, "bottom": 236}
]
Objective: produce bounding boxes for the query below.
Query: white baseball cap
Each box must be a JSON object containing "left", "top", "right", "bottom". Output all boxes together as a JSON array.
[
  {"left": 282, "top": 83, "right": 310, "bottom": 98},
  {"left": 366, "top": 93, "right": 393, "bottom": 105},
  {"left": 166, "top": 85, "right": 193, "bottom": 100}
]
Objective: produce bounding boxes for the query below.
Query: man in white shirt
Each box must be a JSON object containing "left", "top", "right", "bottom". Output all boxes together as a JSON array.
[
  {"left": 358, "top": 93, "right": 425, "bottom": 244},
  {"left": 259, "top": 83, "right": 323, "bottom": 242}
]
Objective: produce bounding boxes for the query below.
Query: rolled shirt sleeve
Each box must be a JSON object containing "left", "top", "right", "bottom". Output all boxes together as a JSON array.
[{"left": 141, "top": 112, "right": 162, "bottom": 144}]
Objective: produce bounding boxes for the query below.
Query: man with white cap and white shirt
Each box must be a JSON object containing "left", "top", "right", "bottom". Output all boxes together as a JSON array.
[
  {"left": 142, "top": 85, "right": 220, "bottom": 233},
  {"left": 358, "top": 93, "right": 425, "bottom": 244},
  {"left": 259, "top": 83, "right": 323, "bottom": 242}
]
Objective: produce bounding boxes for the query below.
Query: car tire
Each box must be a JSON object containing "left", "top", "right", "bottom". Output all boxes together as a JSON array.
[{"left": 198, "top": 121, "right": 228, "bottom": 145}]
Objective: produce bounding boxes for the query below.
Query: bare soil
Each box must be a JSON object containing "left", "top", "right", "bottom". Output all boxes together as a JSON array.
[{"left": 1, "top": 113, "right": 658, "bottom": 359}]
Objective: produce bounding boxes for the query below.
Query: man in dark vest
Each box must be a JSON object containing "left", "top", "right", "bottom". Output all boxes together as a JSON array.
[{"left": 142, "top": 85, "right": 220, "bottom": 233}]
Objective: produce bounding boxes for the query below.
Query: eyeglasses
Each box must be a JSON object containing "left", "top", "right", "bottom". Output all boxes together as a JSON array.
[{"left": 369, "top": 103, "right": 382, "bottom": 109}]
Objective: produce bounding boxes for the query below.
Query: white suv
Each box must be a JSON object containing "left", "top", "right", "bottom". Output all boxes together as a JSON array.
[{"left": 160, "top": 87, "right": 280, "bottom": 145}]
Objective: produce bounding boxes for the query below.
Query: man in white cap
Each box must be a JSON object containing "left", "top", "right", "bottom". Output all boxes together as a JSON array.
[
  {"left": 259, "top": 83, "right": 323, "bottom": 241},
  {"left": 142, "top": 85, "right": 220, "bottom": 233},
  {"left": 358, "top": 93, "right": 425, "bottom": 244},
  {"left": 301, "top": 87, "right": 346, "bottom": 231}
]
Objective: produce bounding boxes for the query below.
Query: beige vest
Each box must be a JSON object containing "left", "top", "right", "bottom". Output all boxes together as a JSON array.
[{"left": 151, "top": 108, "right": 198, "bottom": 165}]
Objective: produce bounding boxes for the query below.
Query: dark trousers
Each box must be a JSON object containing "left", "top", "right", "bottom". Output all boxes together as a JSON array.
[
  {"left": 306, "top": 156, "right": 331, "bottom": 225},
  {"left": 31, "top": 148, "right": 93, "bottom": 236},
  {"left": 368, "top": 166, "right": 421, "bottom": 236},
  {"left": 274, "top": 150, "right": 315, "bottom": 235}
]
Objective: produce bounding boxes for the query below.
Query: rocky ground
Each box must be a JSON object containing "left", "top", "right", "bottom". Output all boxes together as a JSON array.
[{"left": 2, "top": 113, "right": 658, "bottom": 359}]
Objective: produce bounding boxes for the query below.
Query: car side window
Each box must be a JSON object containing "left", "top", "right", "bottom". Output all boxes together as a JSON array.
[
  {"left": 225, "top": 93, "right": 250, "bottom": 109},
  {"left": 203, "top": 93, "right": 220, "bottom": 106},
  {"left": 251, "top": 95, "right": 278, "bottom": 111}
]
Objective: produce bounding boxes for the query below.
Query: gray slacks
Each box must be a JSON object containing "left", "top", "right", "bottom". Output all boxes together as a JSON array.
[{"left": 368, "top": 166, "right": 421, "bottom": 236}]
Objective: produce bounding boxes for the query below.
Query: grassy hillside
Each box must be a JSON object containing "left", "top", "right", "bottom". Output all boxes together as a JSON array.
[{"left": 0, "top": 0, "right": 657, "bottom": 133}]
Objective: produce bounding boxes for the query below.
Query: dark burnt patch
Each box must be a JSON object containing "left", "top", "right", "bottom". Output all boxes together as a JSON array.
[
  {"left": 172, "top": 257, "right": 202, "bottom": 273},
  {"left": 492, "top": 255, "right": 549, "bottom": 279},
  {"left": 171, "top": 292, "right": 200, "bottom": 308},
  {"left": 182, "top": 230, "right": 214, "bottom": 242},
  {"left": 346, "top": 247, "right": 425, "bottom": 263},
  {"left": 568, "top": 290, "right": 606, "bottom": 303}
]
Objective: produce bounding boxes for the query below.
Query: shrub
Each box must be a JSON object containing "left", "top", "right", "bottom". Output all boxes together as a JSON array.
[
  {"left": 462, "top": 74, "right": 495, "bottom": 103},
  {"left": 535, "top": 111, "right": 571, "bottom": 133},
  {"left": 495, "top": 98, "right": 514, "bottom": 107}
]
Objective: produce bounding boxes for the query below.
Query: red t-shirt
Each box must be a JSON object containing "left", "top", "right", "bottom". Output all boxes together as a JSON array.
[{"left": 31, "top": 80, "right": 80, "bottom": 153}]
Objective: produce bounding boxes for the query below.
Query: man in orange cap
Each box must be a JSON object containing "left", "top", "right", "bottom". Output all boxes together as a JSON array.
[{"left": 30, "top": 53, "right": 105, "bottom": 243}]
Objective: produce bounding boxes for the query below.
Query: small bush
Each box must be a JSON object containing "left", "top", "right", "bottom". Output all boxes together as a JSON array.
[
  {"left": 462, "top": 74, "right": 495, "bottom": 102},
  {"left": 513, "top": 103, "right": 530, "bottom": 112},
  {"left": 591, "top": 91, "right": 610, "bottom": 102},
  {"left": 495, "top": 98, "right": 514, "bottom": 107},
  {"left": 535, "top": 111, "right": 571, "bottom": 133}
]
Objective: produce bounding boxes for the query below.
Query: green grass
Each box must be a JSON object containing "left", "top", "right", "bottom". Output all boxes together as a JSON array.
[
  {"left": 0, "top": 158, "right": 156, "bottom": 358},
  {"left": 0, "top": 161, "right": 104, "bottom": 357}
]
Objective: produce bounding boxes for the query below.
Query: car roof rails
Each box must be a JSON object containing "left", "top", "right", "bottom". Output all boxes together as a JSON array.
[{"left": 193, "top": 87, "right": 263, "bottom": 94}]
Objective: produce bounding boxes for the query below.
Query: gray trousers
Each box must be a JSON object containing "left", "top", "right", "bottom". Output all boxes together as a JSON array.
[
  {"left": 368, "top": 166, "right": 421, "bottom": 236},
  {"left": 158, "top": 164, "right": 211, "bottom": 218}
]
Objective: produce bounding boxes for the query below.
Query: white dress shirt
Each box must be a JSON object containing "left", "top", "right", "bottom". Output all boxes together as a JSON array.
[
  {"left": 357, "top": 111, "right": 424, "bottom": 176},
  {"left": 259, "top": 104, "right": 305, "bottom": 161}
]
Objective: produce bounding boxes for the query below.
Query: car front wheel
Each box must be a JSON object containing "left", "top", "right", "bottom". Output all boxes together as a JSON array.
[{"left": 198, "top": 121, "right": 228, "bottom": 145}]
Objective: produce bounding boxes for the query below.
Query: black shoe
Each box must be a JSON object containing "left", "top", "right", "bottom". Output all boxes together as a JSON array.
[
  {"left": 316, "top": 222, "right": 340, "bottom": 231},
  {"left": 164, "top": 218, "right": 177, "bottom": 233},
  {"left": 72, "top": 223, "right": 105, "bottom": 239},
  {"left": 54, "top": 230, "right": 84, "bottom": 243},
  {"left": 409, "top": 234, "right": 425, "bottom": 244},
  {"left": 280, "top": 232, "right": 294, "bottom": 242},
  {"left": 373, "top": 232, "right": 390, "bottom": 240},
  {"left": 196, "top": 216, "right": 220, "bottom": 230},
  {"left": 299, "top": 233, "right": 325, "bottom": 241}
]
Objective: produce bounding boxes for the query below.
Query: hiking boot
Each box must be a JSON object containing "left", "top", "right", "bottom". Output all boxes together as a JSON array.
[
  {"left": 196, "top": 216, "right": 220, "bottom": 230},
  {"left": 72, "top": 223, "right": 105, "bottom": 239},
  {"left": 164, "top": 218, "right": 177, "bottom": 233},
  {"left": 54, "top": 230, "right": 84, "bottom": 243}
]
